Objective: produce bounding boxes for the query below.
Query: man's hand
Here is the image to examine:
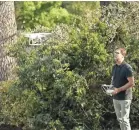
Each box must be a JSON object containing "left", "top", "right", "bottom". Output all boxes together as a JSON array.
[{"left": 112, "top": 88, "right": 121, "bottom": 95}]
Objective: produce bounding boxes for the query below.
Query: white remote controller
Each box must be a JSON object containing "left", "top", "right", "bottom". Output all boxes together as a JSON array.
[{"left": 106, "top": 89, "right": 114, "bottom": 94}]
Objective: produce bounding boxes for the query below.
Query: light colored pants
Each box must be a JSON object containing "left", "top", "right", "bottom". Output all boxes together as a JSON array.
[{"left": 113, "top": 99, "right": 131, "bottom": 130}]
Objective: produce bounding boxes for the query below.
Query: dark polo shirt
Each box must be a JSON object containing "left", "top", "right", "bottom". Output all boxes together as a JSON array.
[{"left": 112, "top": 61, "right": 133, "bottom": 100}]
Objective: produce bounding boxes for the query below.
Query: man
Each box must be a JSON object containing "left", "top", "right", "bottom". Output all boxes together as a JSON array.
[{"left": 111, "top": 48, "right": 134, "bottom": 130}]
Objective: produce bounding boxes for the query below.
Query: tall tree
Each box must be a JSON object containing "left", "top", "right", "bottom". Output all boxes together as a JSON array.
[
  {"left": 0, "top": 1, "right": 17, "bottom": 81},
  {"left": 15, "top": 1, "right": 71, "bottom": 30}
]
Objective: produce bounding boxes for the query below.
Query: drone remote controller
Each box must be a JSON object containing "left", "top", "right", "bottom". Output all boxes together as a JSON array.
[{"left": 101, "top": 84, "right": 114, "bottom": 96}]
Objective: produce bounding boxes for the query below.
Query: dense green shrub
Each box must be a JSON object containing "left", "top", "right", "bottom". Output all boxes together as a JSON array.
[{"left": 0, "top": 1, "right": 139, "bottom": 130}]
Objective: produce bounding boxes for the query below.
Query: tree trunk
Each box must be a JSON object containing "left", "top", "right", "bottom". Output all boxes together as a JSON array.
[{"left": 0, "top": 1, "right": 17, "bottom": 81}]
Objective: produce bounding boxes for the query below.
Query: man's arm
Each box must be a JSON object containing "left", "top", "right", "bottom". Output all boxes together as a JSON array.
[
  {"left": 112, "top": 76, "right": 134, "bottom": 95},
  {"left": 119, "top": 76, "right": 134, "bottom": 92}
]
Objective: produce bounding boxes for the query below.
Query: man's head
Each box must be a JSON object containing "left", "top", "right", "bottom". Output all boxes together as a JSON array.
[{"left": 114, "top": 48, "right": 126, "bottom": 64}]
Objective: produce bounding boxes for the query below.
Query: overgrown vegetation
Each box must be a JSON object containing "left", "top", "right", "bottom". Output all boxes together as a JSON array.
[{"left": 0, "top": 1, "right": 139, "bottom": 130}]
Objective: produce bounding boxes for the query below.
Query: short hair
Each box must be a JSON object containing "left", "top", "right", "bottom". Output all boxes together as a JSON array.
[{"left": 116, "top": 48, "right": 126, "bottom": 57}]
